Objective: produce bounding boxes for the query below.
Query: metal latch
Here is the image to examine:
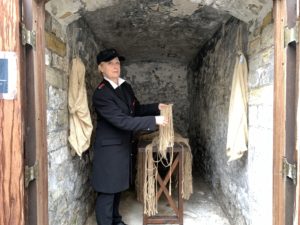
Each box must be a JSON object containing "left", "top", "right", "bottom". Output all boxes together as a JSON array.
[
  {"left": 25, "top": 161, "right": 39, "bottom": 188},
  {"left": 21, "top": 23, "right": 36, "bottom": 49},
  {"left": 284, "top": 22, "right": 299, "bottom": 47},
  {"left": 282, "top": 157, "right": 297, "bottom": 184}
]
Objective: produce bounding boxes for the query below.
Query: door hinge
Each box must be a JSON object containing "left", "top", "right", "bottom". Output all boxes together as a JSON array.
[
  {"left": 282, "top": 157, "right": 297, "bottom": 184},
  {"left": 21, "top": 23, "right": 36, "bottom": 49},
  {"left": 284, "top": 22, "right": 299, "bottom": 47},
  {"left": 25, "top": 161, "right": 39, "bottom": 188}
]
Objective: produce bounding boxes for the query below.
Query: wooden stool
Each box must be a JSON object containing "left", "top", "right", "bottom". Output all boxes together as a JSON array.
[{"left": 138, "top": 142, "right": 184, "bottom": 225}]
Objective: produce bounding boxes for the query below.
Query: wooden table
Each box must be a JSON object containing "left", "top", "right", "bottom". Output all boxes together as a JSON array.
[{"left": 138, "top": 141, "right": 184, "bottom": 225}]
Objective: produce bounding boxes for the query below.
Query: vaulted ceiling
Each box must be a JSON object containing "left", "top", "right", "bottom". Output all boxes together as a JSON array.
[{"left": 46, "top": 0, "right": 272, "bottom": 63}]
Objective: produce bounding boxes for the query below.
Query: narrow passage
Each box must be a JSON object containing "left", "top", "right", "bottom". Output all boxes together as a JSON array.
[{"left": 85, "top": 177, "right": 231, "bottom": 225}]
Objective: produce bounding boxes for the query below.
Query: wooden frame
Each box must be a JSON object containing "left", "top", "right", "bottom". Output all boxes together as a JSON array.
[
  {"left": 0, "top": 1, "right": 25, "bottom": 224},
  {"left": 273, "top": 0, "right": 286, "bottom": 225},
  {"left": 22, "top": 0, "right": 48, "bottom": 224},
  {"left": 273, "top": 0, "right": 300, "bottom": 224},
  {"left": 138, "top": 143, "right": 184, "bottom": 225},
  {"left": 0, "top": 0, "right": 48, "bottom": 224},
  {"left": 32, "top": 1, "right": 48, "bottom": 224}
]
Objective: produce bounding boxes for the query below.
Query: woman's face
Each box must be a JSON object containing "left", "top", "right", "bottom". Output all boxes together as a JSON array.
[{"left": 99, "top": 57, "right": 121, "bottom": 80}]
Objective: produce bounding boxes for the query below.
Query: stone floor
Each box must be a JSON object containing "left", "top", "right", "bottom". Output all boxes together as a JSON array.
[{"left": 85, "top": 177, "right": 231, "bottom": 225}]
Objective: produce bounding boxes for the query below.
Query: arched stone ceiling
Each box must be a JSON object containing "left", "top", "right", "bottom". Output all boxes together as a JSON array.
[{"left": 46, "top": 0, "right": 272, "bottom": 62}]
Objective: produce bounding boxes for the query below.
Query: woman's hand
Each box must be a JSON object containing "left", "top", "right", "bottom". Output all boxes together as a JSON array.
[
  {"left": 158, "top": 103, "right": 168, "bottom": 111},
  {"left": 155, "top": 116, "right": 168, "bottom": 126}
]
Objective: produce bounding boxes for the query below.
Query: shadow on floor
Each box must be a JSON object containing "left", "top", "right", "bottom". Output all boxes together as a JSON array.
[{"left": 85, "top": 177, "right": 231, "bottom": 225}]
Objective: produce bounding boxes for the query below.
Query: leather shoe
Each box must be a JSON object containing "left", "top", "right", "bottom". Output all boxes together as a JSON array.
[{"left": 113, "top": 222, "right": 127, "bottom": 225}]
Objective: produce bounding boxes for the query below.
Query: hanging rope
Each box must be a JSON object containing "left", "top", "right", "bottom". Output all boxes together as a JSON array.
[
  {"left": 137, "top": 104, "right": 193, "bottom": 216},
  {"left": 158, "top": 104, "right": 174, "bottom": 159}
]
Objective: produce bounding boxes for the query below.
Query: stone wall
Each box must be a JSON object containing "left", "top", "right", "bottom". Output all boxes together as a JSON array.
[
  {"left": 247, "top": 11, "right": 274, "bottom": 225},
  {"left": 44, "top": 3, "right": 274, "bottom": 225},
  {"left": 187, "top": 18, "right": 249, "bottom": 224},
  {"left": 123, "top": 62, "right": 189, "bottom": 136},
  {"left": 46, "top": 12, "right": 100, "bottom": 225},
  {"left": 187, "top": 14, "right": 274, "bottom": 225}
]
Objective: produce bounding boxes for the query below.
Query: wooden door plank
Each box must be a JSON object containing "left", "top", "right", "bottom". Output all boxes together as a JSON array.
[
  {"left": 0, "top": 1, "right": 25, "bottom": 225},
  {"left": 32, "top": 1, "right": 48, "bottom": 225},
  {"left": 285, "top": 0, "right": 297, "bottom": 221},
  {"left": 273, "top": 0, "right": 286, "bottom": 225}
]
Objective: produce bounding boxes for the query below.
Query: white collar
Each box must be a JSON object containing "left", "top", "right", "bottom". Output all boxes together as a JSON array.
[{"left": 103, "top": 76, "right": 126, "bottom": 89}]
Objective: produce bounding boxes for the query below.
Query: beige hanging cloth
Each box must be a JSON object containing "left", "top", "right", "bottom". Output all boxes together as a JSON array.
[
  {"left": 68, "top": 57, "right": 93, "bottom": 157},
  {"left": 226, "top": 26, "right": 248, "bottom": 162}
]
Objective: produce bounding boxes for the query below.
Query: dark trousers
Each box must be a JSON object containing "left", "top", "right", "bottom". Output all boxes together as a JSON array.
[{"left": 95, "top": 192, "right": 122, "bottom": 225}]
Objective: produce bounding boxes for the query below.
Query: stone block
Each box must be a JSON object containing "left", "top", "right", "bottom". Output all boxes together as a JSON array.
[
  {"left": 45, "top": 31, "right": 67, "bottom": 57},
  {"left": 47, "top": 130, "right": 68, "bottom": 152},
  {"left": 248, "top": 126, "right": 273, "bottom": 225},
  {"left": 48, "top": 179, "right": 65, "bottom": 204},
  {"left": 249, "top": 85, "right": 273, "bottom": 130},
  {"left": 248, "top": 49, "right": 274, "bottom": 89},
  {"left": 261, "top": 11, "right": 273, "bottom": 30},
  {"left": 46, "top": 66, "right": 67, "bottom": 90},
  {"left": 76, "top": 212, "right": 87, "bottom": 225},
  {"left": 45, "top": 11, "right": 52, "bottom": 33},
  {"left": 261, "top": 23, "right": 274, "bottom": 50},
  {"left": 261, "top": 48, "right": 274, "bottom": 64},
  {"left": 248, "top": 105, "right": 258, "bottom": 128},
  {"left": 47, "top": 109, "right": 68, "bottom": 133},
  {"left": 249, "top": 63, "right": 273, "bottom": 89},
  {"left": 45, "top": 0, "right": 82, "bottom": 25},
  {"left": 248, "top": 85, "right": 273, "bottom": 105},
  {"left": 45, "top": 48, "right": 52, "bottom": 66},
  {"left": 248, "top": 18, "right": 274, "bottom": 55},
  {"left": 248, "top": 37, "right": 261, "bottom": 55},
  {"left": 249, "top": 104, "right": 273, "bottom": 130},
  {"left": 48, "top": 210, "right": 58, "bottom": 225},
  {"left": 51, "top": 16, "right": 67, "bottom": 41},
  {"left": 52, "top": 53, "right": 68, "bottom": 72},
  {"left": 47, "top": 85, "right": 67, "bottom": 110},
  {"left": 48, "top": 146, "right": 70, "bottom": 166}
]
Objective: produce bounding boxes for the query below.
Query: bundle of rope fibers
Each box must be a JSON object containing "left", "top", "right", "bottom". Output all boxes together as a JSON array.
[
  {"left": 138, "top": 105, "right": 193, "bottom": 216},
  {"left": 158, "top": 104, "right": 174, "bottom": 159}
]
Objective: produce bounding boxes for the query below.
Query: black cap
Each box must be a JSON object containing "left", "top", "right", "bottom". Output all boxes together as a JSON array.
[{"left": 96, "top": 48, "right": 125, "bottom": 65}]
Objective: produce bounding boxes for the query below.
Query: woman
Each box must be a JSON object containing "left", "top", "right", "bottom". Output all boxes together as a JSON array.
[{"left": 92, "top": 48, "right": 167, "bottom": 225}]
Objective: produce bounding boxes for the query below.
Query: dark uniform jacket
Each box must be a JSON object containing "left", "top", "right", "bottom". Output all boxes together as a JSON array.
[{"left": 92, "top": 79, "right": 159, "bottom": 193}]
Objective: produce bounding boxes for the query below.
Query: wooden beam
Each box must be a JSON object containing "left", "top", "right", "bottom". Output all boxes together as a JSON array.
[
  {"left": 0, "top": 1, "right": 25, "bottom": 225},
  {"left": 32, "top": 1, "right": 48, "bottom": 224},
  {"left": 273, "top": 0, "right": 286, "bottom": 225}
]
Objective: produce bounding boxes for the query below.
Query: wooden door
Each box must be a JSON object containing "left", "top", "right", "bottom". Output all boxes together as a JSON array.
[
  {"left": 0, "top": 1, "right": 25, "bottom": 225},
  {"left": 0, "top": 1, "right": 48, "bottom": 225},
  {"left": 22, "top": 0, "right": 48, "bottom": 225},
  {"left": 273, "top": 0, "right": 300, "bottom": 224}
]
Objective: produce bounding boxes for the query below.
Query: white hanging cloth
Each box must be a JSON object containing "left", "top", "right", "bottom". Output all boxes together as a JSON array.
[
  {"left": 68, "top": 57, "right": 93, "bottom": 157},
  {"left": 226, "top": 26, "right": 248, "bottom": 162}
]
